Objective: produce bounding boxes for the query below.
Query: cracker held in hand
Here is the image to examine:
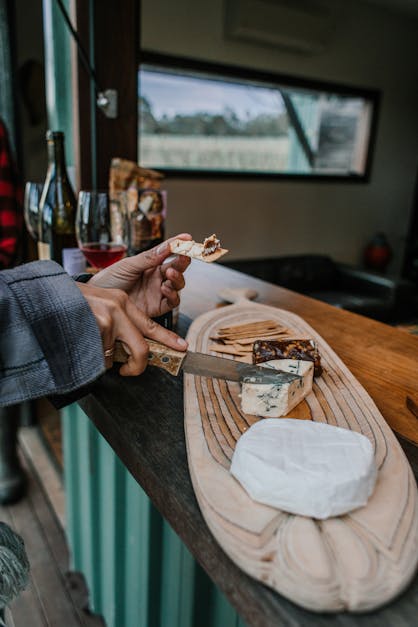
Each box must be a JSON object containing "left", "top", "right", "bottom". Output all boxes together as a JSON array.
[{"left": 170, "top": 234, "right": 228, "bottom": 262}]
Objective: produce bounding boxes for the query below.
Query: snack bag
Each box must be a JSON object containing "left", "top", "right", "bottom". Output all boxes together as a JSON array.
[{"left": 108, "top": 158, "right": 166, "bottom": 252}]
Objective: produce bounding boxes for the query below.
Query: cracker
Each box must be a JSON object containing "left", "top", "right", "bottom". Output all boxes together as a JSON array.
[
  {"left": 170, "top": 237, "right": 228, "bottom": 262},
  {"left": 209, "top": 344, "right": 248, "bottom": 357},
  {"left": 216, "top": 320, "right": 279, "bottom": 335},
  {"left": 234, "top": 332, "right": 289, "bottom": 345}
]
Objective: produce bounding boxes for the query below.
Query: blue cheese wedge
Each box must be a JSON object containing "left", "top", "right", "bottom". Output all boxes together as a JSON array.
[{"left": 240, "top": 359, "right": 314, "bottom": 418}]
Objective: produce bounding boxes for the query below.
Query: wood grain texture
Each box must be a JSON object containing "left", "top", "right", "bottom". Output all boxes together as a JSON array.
[
  {"left": 182, "top": 261, "right": 418, "bottom": 446},
  {"left": 1, "top": 447, "right": 104, "bottom": 626},
  {"left": 407, "top": 394, "right": 418, "bottom": 419},
  {"left": 184, "top": 298, "right": 418, "bottom": 612}
]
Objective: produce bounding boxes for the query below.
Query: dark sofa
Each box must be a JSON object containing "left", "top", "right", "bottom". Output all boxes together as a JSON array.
[{"left": 223, "top": 255, "right": 418, "bottom": 323}]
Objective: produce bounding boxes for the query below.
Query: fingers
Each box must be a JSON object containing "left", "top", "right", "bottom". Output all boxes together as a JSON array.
[
  {"left": 129, "top": 304, "right": 188, "bottom": 352},
  {"left": 77, "top": 282, "right": 187, "bottom": 379},
  {"left": 123, "top": 233, "right": 193, "bottom": 274},
  {"left": 161, "top": 284, "right": 180, "bottom": 312},
  {"left": 160, "top": 267, "right": 183, "bottom": 311},
  {"left": 120, "top": 307, "right": 187, "bottom": 374},
  {"left": 162, "top": 254, "right": 191, "bottom": 278},
  {"left": 77, "top": 283, "right": 149, "bottom": 375},
  {"left": 116, "top": 322, "right": 149, "bottom": 376},
  {"left": 104, "top": 294, "right": 160, "bottom": 376},
  {"left": 89, "top": 234, "right": 193, "bottom": 290},
  {"left": 163, "top": 266, "right": 186, "bottom": 291}
]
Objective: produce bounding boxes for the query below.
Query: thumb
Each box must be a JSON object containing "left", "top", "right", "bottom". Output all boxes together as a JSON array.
[{"left": 124, "top": 233, "right": 193, "bottom": 272}]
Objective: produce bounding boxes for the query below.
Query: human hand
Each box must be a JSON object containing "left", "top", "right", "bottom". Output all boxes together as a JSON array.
[
  {"left": 89, "top": 233, "right": 192, "bottom": 318},
  {"left": 77, "top": 282, "right": 188, "bottom": 376}
]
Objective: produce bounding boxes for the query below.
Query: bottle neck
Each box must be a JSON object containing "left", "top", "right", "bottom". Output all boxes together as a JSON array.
[{"left": 47, "top": 137, "right": 67, "bottom": 178}]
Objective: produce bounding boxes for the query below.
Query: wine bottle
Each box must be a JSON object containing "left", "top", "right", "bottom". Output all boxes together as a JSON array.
[{"left": 38, "top": 131, "right": 78, "bottom": 268}]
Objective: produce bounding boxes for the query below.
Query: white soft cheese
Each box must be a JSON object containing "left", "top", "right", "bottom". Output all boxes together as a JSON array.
[
  {"left": 170, "top": 239, "right": 205, "bottom": 258},
  {"left": 189, "top": 242, "right": 205, "bottom": 258},
  {"left": 230, "top": 419, "right": 377, "bottom": 519},
  {"left": 170, "top": 240, "right": 194, "bottom": 255},
  {"left": 240, "top": 359, "right": 313, "bottom": 418}
]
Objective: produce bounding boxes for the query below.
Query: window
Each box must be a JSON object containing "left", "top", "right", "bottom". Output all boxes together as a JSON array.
[{"left": 138, "top": 54, "right": 378, "bottom": 179}]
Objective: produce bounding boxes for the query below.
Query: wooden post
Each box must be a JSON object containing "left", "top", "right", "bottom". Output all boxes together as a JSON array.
[{"left": 73, "top": 0, "right": 139, "bottom": 190}]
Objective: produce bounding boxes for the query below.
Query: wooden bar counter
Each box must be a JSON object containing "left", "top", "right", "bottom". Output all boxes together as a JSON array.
[{"left": 78, "top": 261, "right": 418, "bottom": 626}]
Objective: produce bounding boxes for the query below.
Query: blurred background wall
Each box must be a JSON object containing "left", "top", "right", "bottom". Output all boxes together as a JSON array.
[
  {"left": 141, "top": 0, "right": 418, "bottom": 273},
  {"left": 7, "top": 0, "right": 418, "bottom": 275}
]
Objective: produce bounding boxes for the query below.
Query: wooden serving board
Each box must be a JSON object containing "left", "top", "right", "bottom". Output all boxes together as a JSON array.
[{"left": 184, "top": 294, "right": 418, "bottom": 613}]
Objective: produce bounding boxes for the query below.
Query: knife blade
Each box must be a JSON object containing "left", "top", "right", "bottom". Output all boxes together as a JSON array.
[{"left": 114, "top": 339, "right": 300, "bottom": 384}]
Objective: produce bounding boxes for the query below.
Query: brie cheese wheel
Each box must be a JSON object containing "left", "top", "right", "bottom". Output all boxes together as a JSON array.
[
  {"left": 230, "top": 419, "right": 377, "bottom": 519},
  {"left": 240, "top": 359, "right": 313, "bottom": 418}
]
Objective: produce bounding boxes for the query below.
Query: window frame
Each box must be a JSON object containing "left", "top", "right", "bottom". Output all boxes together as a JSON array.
[{"left": 138, "top": 51, "right": 380, "bottom": 183}]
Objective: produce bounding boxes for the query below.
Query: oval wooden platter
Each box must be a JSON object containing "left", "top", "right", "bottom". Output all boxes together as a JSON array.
[{"left": 183, "top": 297, "right": 418, "bottom": 612}]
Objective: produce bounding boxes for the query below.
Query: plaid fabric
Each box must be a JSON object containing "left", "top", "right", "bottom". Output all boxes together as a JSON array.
[
  {"left": 0, "top": 260, "right": 104, "bottom": 407},
  {"left": 0, "top": 118, "right": 22, "bottom": 269}
]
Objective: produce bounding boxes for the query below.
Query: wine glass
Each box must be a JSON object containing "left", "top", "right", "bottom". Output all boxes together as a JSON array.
[
  {"left": 76, "top": 191, "right": 127, "bottom": 270},
  {"left": 23, "top": 182, "right": 43, "bottom": 240}
]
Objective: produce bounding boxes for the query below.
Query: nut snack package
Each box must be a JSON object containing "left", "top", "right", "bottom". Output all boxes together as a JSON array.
[{"left": 108, "top": 158, "right": 166, "bottom": 253}]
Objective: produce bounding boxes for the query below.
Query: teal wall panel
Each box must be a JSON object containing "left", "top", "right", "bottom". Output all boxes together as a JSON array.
[
  {"left": 42, "top": 0, "right": 76, "bottom": 165},
  {"left": 160, "top": 523, "right": 194, "bottom": 627},
  {"left": 63, "top": 404, "right": 247, "bottom": 627}
]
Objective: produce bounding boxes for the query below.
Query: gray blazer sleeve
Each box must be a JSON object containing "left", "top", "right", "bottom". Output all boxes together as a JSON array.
[{"left": 0, "top": 260, "right": 105, "bottom": 407}]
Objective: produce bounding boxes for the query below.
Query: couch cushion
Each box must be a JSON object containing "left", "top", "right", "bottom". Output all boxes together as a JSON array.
[
  {"left": 225, "top": 255, "right": 341, "bottom": 291},
  {"left": 274, "top": 255, "right": 341, "bottom": 292},
  {"left": 223, "top": 255, "right": 417, "bottom": 322},
  {"left": 307, "top": 290, "right": 391, "bottom": 313}
]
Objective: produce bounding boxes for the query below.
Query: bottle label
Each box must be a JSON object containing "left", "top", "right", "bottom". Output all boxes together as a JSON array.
[
  {"left": 62, "top": 248, "right": 86, "bottom": 274},
  {"left": 38, "top": 241, "right": 51, "bottom": 260}
]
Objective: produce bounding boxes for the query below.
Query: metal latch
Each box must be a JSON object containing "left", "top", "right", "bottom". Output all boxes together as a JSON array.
[{"left": 96, "top": 89, "right": 118, "bottom": 119}]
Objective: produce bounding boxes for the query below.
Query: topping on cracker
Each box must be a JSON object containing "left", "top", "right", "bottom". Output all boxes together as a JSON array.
[
  {"left": 253, "top": 339, "right": 323, "bottom": 377},
  {"left": 202, "top": 234, "right": 221, "bottom": 256}
]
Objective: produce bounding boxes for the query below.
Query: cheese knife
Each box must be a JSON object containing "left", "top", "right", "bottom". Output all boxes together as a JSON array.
[{"left": 113, "top": 339, "right": 300, "bottom": 384}]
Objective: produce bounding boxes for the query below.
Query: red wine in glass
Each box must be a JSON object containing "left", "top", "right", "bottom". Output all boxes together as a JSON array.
[
  {"left": 80, "top": 242, "right": 127, "bottom": 268},
  {"left": 76, "top": 190, "right": 127, "bottom": 270}
]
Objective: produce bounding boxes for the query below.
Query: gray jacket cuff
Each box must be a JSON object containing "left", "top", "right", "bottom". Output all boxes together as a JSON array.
[{"left": 1, "top": 260, "right": 105, "bottom": 405}]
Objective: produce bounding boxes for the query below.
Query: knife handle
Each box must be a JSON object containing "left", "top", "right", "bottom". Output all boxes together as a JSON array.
[{"left": 114, "top": 339, "right": 187, "bottom": 376}]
